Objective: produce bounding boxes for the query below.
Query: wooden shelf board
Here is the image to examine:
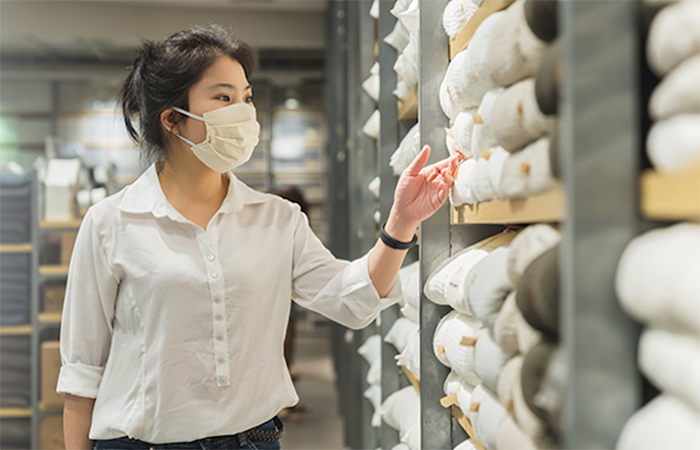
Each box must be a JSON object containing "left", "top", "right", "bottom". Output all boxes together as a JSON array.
[
  {"left": 640, "top": 168, "right": 700, "bottom": 222},
  {"left": 39, "top": 265, "right": 70, "bottom": 276},
  {"left": 449, "top": 0, "right": 516, "bottom": 60},
  {"left": 0, "top": 408, "right": 32, "bottom": 418},
  {"left": 38, "top": 312, "right": 62, "bottom": 323},
  {"left": 398, "top": 89, "right": 418, "bottom": 121},
  {"left": 452, "top": 185, "right": 564, "bottom": 225},
  {"left": 0, "top": 243, "right": 32, "bottom": 253},
  {"left": 401, "top": 366, "right": 420, "bottom": 394},
  {"left": 452, "top": 405, "right": 486, "bottom": 450},
  {"left": 39, "top": 219, "right": 82, "bottom": 230},
  {"left": 0, "top": 325, "right": 32, "bottom": 335}
]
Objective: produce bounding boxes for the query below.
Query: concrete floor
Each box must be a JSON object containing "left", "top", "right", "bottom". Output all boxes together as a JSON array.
[{"left": 279, "top": 331, "right": 345, "bottom": 450}]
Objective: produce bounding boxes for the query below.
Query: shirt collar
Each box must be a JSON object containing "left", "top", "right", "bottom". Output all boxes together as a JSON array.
[{"left": 117, "top": 163, "right": 271, "bottom": 219}]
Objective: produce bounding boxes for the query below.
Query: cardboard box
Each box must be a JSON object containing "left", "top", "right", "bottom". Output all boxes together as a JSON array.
[
  {"left": 40, "top": 341, "right": 64, "bottom": 410},
  {"left": 59, "top": 232, "right": 78, "bottom": 267},
  {"left": 43, "top": 284, "right": 66, "bottom": 313},
  {"left": 40, "top": 416, "right": 65, "bottom": 450},
  {"left": 45, "top": 158, "right": 81, "bottom": 222}
]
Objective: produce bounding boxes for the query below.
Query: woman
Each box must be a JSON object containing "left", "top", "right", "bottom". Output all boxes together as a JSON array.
[{"left": 58, "top": 25, "right": 461, "bottom": 450}]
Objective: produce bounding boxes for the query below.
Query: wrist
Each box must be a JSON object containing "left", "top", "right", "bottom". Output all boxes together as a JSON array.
[{"left": 385, "top": 208, "right": 419, "bottom": 243}]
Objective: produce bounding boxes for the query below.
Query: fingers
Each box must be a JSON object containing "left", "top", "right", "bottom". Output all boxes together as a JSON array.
[
  {"left": 422, "top": 151, "right": 464, "bottom": 175},
  {"left": 405, "top": 145, "right": 431, "bottom": 176}
]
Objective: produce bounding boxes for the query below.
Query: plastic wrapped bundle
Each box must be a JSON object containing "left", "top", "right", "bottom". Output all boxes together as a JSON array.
[
  {"left": 469, "top": 384, "right": 509, "bottom": 450},
  {"left": 646, "top": 114, "right": 700, "bottom": 172},
  {"left": 616, "top": 395, "right": 700, "bottom": 450},
  {"left": 471, "top": 88, "right": 504, "bottom": 157},
  {"left": 362, "top": 62, "right": 380, "bottom": 102},
  {"left": 434, "top": 310, "right": 460, "bottom": 367},
  {"left": 390, "top": 123, "right": 421, "bottom": 175},
  {"left": 639, "top": 329, "right": 700, "bottom": 411},
  {"left": 385, "top": 20, "right": 411, "bottom": 52},
  {"left": 491, "top": 79, "right": 557, "bottom": 152},
  {"left": 381, "top": 385, "right": 420, "bottom": 432},
  {"left": 473, "top": 328, "right": 513, "bottom": 393},
  {"left": 487, "top": 146, "right": 510, "bottom": 199},
  {"left": 497, "top": 354, "right": 523, "bottom": 406},
  {"left": 359, "top": 334, "right": 382, "bottom": 386},
  {"left": 443, "top": 370, "right": 476, "bottom": 412},
  {"left": 394, "top": 35, "right": 419, "bottom": 89},
  {"left": 499, "top": 138, "right": 556, "bottom": 200},
  {"left": 399, "top": 0, "right": 420, "bottom": 39},
  {"left": 535, "top": 42, "right": 561, "bottom": 116},
  {"left": 507, "top": 224, "right": 561, "bottom": 286},
  {"left": 451, "top": 158, "right": 479, "bottom": 205},
  {"left": 399, "top": 261, "right": 420, "bottom": 323},
  {"left": 386, "top": 317, "right": 420, "bottom": 354},
  {"left": 649, "top": 55, "right": 700, "bottom": 121},
  {"left": 440, "top": 75, "right": 461, "bottom": 121},
  {"left": 493, "top": 292, "right": 521, "bottom": 355},
  {"left": 443, "top": 0, "right": 480, "bottom": 39},
  {"left": 646, "top": 0, "right": 700, "bottom": 77},
  {"left": 516, "top": 244, "right": 560, "bottom": 339},
  {"left": 484, "top": 0, "right": 548, "bottom": 87},
  {"left": 401, "top": 424, "right": 420, "bottom": 450},
  {"left": 469, "top": 155, "right": 497, "bottom": 203},
  {"left": 453, "top": 111, "right": 476, "bottom": 158},
  {"left": 364, "top": 384, "right": 382, "bottom": 427},
  {"left": 362, "top": 110, "right": 380, "bottom": 140},
  {"left": 442, "top": 312, "right": 483, "bottom": 385},
  {"left": 615, "top": 223, "right": 700, "bottom": 335},
  {"left": 397, "top": 330, "right": 421, "bottom": 379},
  {"left": 467, "top": 247, "right": 513, "bottom": 329},
  {"left": 523, "top": 0, "right": 558, "bottom": 43}
]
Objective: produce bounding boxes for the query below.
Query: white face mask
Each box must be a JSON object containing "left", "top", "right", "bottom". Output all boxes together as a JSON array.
[{"left": 172, "top": 103, "right": 261, "bottom": 173}]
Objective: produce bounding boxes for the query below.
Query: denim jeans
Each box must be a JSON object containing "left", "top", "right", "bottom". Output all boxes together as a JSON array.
[{"left": 93, "top": 418, "right": 281, "bottom": 450}]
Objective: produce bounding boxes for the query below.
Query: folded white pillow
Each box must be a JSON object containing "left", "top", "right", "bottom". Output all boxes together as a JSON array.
[
  {"left": 434, "top": 310, "right": 459, "bottom": 368},
  {"left": 467, "top": 156, "right": 492, "bottom": 203},
  {"left": 451, "top": 158, "right": 479, "bottom": 206},
  {"left": 616, "top": 395, "right": 700, "bottom": 450},
  {"left": 397, "top": 329, "right": 421, "bottom": 379},
  {"left": 467, "top": 247, "right": 513, "bottom": 329},
  {"left": 639, "top": 328, "right": 700, "bottom": 411},
  {"left": 484, "top": 0, "right": 547, "bottom": 87},
  {"left": 453, "top": 111, "right": 476, "bottom": 158},
  {"left": 370, "top": 0, "right": 379, "bottom": 19},
  {"left": 385, "top": 20, "right": 412, "bottom": 52},
  {"left": 399, "top": 261, "right": 421, "bottom": 316},
  {"left": 646, "top": 0, "right": 700, "bottom": 77},
  {"left": 443, "top": 0, "right": 480, "bottom": 39},
  {"left": 490, "top": 78, "right": 557, "bottom": 152},
  {"left": 493, "top": 291, "right": 521, "bottom": 355},
  {"left": 470, "top": 384, "right": 509, "bottom": 450},
  {"left": 390, "top": 0, "right": 412, "bottom": 18},
  {"left": 399, "top": 0, "right": 420, "bottom": 40},
  {"left": 649, "top": 54, "right": 700, "bottom": 121},
  {"left": 368, "top": 176, "right": 381, "bottom": 199},
  {"left": 381, "top": 385, "right": 421, "bottom": 432},
  {"left": 440, "top": 74, "right": 461, "bottom": 121},
  {"left": 443, "top": 369, "right": 476, "bottom": 412},
  {"left": 487, "top": 146, "right": 510, "bottom": 199},
  {"left": 446, "top": 50, "right": 481, "bottom": 111},
  {"left": 497, "top": 354, "right": 523, "bottom": 406},
  {"left": 471, "top": 88, "right": 504, "bottom": 157},
  {"left": 362, "top": 65, "right": 381, "bottom": 102},
  {"left": 391, "top": 123, "right": 421, "bottom": 176},
  {"left": 646, "top": 114, "right": 700, "bottom": 172},
  {"left": 364, "top": 384, "right": 383, "bottom": 427},
  {"left": 386, "top": 317, "right": 421, "bottom": 354},
  {"left": 359, "top": 334, "right": 382, "bottom": 366},
  {"left": 443, "top": 312, "right": 483, "bottom": 385},
  {"left": 474, "top": 328, "right": 513, "bottom": 393},
  {"left": 496, "top": 415, "right": 537, "bottom": 450},
  {"left": 507, "top": 224, "right": 561, "bottom": 286},
  {"left": 362, "top": 109, "right": 381, "bottom": 139},
  {"left": 394, "top": 35, "right": 419, "bottom": 89},
  {"left": 616, "top": 223, "right": 700, "bottom": 335},
  {"left": 499, "top": 137, "right": 555, "bottom": 200},
  {"left": 401, "top": 424, "right": 420, "bottom": 450}
]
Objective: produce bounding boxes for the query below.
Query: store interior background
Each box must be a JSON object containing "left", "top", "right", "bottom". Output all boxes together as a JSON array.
[{"left": 0, "top": 1, "right": 346, "bottom": 449}]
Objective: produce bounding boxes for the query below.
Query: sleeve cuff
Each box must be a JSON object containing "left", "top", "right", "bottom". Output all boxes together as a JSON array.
[
  {"left": 56, "top": 362, "right": 104, "bottom": 399},
  {"left": 340, "top": 253, "right": 404, "bottom": 320}
]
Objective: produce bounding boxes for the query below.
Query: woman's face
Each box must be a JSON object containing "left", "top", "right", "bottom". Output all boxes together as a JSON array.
[{"left": 175, "top": 56, "right": 254, "bottom": 146}]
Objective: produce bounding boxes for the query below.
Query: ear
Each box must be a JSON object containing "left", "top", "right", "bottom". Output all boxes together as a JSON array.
[{"left": 160, "top": 109, "right": 180, "bottom": 135}]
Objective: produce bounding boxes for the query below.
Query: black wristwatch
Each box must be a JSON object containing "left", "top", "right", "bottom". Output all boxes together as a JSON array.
[{"left": 380, "top": 222, "right": 418, "bottom": 250}]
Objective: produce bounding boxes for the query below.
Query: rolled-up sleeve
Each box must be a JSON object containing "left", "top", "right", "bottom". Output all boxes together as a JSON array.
[
  {"left": 56, "top": 208, "right": 118, "bottom": 399},
  {"left": 291, "top": 207, "right": 402, "bottom": 330}
]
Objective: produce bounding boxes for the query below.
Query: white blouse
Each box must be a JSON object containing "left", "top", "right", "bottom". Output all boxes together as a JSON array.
[{"left": 57, "top": 164, "right": 402, "bottom": 444}]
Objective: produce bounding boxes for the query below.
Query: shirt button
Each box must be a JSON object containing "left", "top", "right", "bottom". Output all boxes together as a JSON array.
[
  {"left": 213, "top": 297, "right": 222, "bottom": 304},
  {"left": 208, "top": 254, "right": 215, "bottom": 261},
  {"left": 211, "top": 271, "right": 219, "bottom": 278},
  {"left": 215, "top": 313, "right": 223, "bottom": 321},
  {"left": 219, "top": 377, "right": 226, "bottom": 384},
  {"left": 217, "top": 357, "right": 225, "bottom": 364},
  {"left": 216, "top": 334, "right": 224, "bottom": 341}
]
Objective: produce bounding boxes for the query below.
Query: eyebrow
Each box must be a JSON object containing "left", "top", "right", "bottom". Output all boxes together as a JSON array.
[{"left": 208, "top": 83, "right": 252, "bottom": 92}]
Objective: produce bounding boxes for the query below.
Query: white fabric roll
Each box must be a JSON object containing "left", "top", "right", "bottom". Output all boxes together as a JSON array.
[
  {"left": 363, "top": 73, "right": 380, "bottom": 103},
  {"left": 435, "top": 310, "right": 459, "bottom": 368},
  {"left": 359, "top": 334, "right": 382, "bottom": 366},
  {"left": 470, "top": 156, "right": 496, "bottom": 203},
  {"left": 396, "top": 329, "right": 421, "bottom": 379},
  {"left": 400, "top": 261, "right": 421, "bottom": 314},
  {"left": 390, "top": 123, "right": 421, "bottom": 175},
  {"left": 440, "top": 74, "right": 460, "bottom": 121},
  {"left": 484, "top": 0, "right": 547, "bottom": 87},
  {"left": 446, "top": 50, "right": 480, "bottom": 111},
  {"left": 370, "top": 0, "right": 379, "bottom": 19},
  {"left": 507, "top": 224, "right": 562, "bottom": 286},
  {"left": 453, "top": 438, "right": 479, "bottom": 450},
  {"left": 493, "top": 291, "right": 521, "bottom": 355},
  {"left": 616, "top": 395, "right": 700, "bottom": 450},
  {"left": 487, "top": 146, "right": 510, "bottom": 199},
  {"left": 496, "top": 415, "right": 538, "bottom": 450},
  {"left": 646, "top": 0, "right": 700, "bottom": 77},
  {"left": 639, "top": 328, "right": 700, "bottom": 412},
  {"left": 472, "top": 88, "right": 505, "bottom": 158},
  {"left": 364, "top": 384, "right": 383, "bottom": 427},
  {"left": 381, "top": 385, "right": 420, "bottom": 432},
  {"left": 443, "top": 370, "right": 476, "bottom": 412},
  {"left": 616, "top": 223, "right": 700, "bottom": 335},
  {"left": 399, "top": 0, "right": 420, "bottom": 40},
  {"left": 443, "top": 312, "right": 483, "bottom": 385},
  {"left": 646, "top": 114, "right": 700, "bottom": 172},
  {"left": 454, "top": 111, "right": 476, "bottom": 158},
  {"left": 474, "top": 328, "right": 513, "bottom": 393},
  {"left": 491, "top": 78, "right": 556, "bottom": 153},
  {"left": 362, "top": 109, "right": 381, "bottom": 139},
  {"left": 498, "top": 137, "right": 555, "bottom": 200},
  {"left": 394, "top": 35, "right": 419, "bottom": 89},
  {"left": 516, "top": 312, "right": 542, "bottom": 356},
  {"left": 395, "top": 79, "right": 413, "bottom": 102},
  {"left": 460, "top": 10, "right": 505, "bottom": 101},
  {"left": 443, "top": 0, "right": 480, "bottom": 39},
  {"left": 470, "top": 384, "right": 509, "bottom": 450},
  {"left": 385, "top": 20, "right": 412, "bottom": 53},
  {"left": 390, "top": 0, "right": 413, "bottom": 18},
  {"left": 512, "top": 362, "right": 548, "bottom": 440},
  {"left": 649, "top": 54, "right": 700, "bottom": 121},
  {"left": 386, "top": 317, "right": 421, "bottom": 354},
  {"left": 467, "top": 247, "right": 513, "bottom": 329},
  {"left": 401, "top": 424, "right": 420, "bottom": 450},
  {"left": 451, "top": 158, "right": 479, "bottom": 206},
  {"left": 497, "top": 355, "right": 523, "bottom": 406}
]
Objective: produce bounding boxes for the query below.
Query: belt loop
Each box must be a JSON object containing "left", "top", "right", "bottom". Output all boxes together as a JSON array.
[{"left": 238, "top": 431, "right": 248, "bottom": 447}]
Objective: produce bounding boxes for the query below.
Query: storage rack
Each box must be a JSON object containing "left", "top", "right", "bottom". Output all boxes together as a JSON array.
[{"left": 328, "top": 0, "right": 700, "bottom": 449}]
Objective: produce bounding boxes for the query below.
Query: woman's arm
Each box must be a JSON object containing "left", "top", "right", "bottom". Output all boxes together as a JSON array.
[
  {"left": 64, "top": 394, "right": 96, "bottom": 450},
  {"left": 368, "top": 146, "right": 461, "bottom": 297}
]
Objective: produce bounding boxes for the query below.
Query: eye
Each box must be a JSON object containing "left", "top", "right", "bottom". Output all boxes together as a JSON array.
[
  {"left": 245, "top": 96, "right": 254, "bottom": 104},
  {"left": 216, "top": 94, "right": 231, "bottom": 102}
]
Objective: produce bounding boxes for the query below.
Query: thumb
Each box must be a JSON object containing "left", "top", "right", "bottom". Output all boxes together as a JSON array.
[{"left": 404, "top": 145, "right": 431, "bottom": 176}]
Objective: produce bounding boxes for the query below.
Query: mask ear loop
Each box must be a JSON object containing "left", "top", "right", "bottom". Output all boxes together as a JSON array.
[{"left": 170, "top": 107, "right": 204, "bottom": 147}]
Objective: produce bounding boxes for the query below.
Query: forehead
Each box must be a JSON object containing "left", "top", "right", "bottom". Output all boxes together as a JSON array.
[{"left": 198, "top": 57, "right": 248, "bottom": 88}]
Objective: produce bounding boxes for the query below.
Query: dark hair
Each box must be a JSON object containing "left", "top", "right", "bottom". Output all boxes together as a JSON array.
[{"left": 118, "top": 24, "right": 254, "bottom": 163}]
